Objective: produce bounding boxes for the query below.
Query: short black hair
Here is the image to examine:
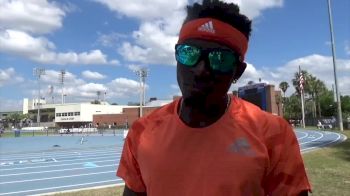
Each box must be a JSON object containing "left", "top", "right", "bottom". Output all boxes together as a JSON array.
[{"left": 183, "top": 0, "right": 252, "bottom": 40}]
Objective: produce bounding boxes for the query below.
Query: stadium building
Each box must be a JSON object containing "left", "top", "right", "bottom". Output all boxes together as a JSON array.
[
  {"left": 21, "top": 97, "right": 175, "bottom": 129},
  {"left": 3, "top": 84, "right": 283, "bottom": 129}
]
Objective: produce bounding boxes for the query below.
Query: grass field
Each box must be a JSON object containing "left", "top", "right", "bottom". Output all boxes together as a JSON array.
[
  {"left": 39, "top": 129, "right": 350, "bottom": 196},
  {"left": 302, "top": 130, "right": 350, "bottom": 196}
]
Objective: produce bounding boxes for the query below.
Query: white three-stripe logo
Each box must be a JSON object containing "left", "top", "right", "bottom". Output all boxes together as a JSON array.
[{"left": 198, "top": 21, "right": 215, "bottom": 33}]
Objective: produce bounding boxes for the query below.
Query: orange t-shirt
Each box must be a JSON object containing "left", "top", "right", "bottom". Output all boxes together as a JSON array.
[{"left": 117, "top": 96, "right": 311, "bottom": 196}]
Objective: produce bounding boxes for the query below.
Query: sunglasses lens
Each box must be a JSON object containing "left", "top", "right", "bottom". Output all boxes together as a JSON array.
[
  {"left": 209, "top": 50, "right": 237, "bottom": 72},
  {"left": 175, "top": 44, "right": 200, "bottom": 66}
]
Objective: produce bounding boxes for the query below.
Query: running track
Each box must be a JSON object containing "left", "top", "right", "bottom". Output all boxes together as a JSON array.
[{"left": 0, "top": 130, "right": 347, "bottom": 196}]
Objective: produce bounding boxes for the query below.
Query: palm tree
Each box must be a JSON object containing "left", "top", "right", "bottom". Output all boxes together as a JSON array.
[
  {"left": 292, "top": 70, "right": 327, "bottom": 119},
  {"left": 279, "top": 82, "right": 289, "bottom": 98},
  {"left": 275, "top": 94, "right": 282, "bottom": 116},
  {"left": 292, "top": 70, "right": 309, "bottom": 95},
  {"left": 279, "top": 81, "right": 289, "bottom": 114}
]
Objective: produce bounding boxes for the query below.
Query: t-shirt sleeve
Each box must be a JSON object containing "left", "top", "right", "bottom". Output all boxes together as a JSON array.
[
  {"left": 116, "top": 127, "right": 146, "bottom": 192},
  {"left": 263, "top": 117, "right": 312, "bottom": 196}
]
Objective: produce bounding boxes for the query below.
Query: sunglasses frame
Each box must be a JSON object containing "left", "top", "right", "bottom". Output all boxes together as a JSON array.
[{"left": 175, "top": 43, "right": 241, "bottom": 73}]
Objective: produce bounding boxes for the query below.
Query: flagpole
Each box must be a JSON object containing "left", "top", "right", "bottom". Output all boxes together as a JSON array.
[
  {"left": 299, "top": 66, "right": 306, "bottom": 128},
  {"left": 327, "top": 0, "right": 343, "bottom": 131}
]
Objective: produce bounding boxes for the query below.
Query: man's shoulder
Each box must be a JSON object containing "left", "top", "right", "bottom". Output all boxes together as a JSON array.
[
  {"left": 234, "top": 97, "right": 270, "bottom": 118},
  {"left": 130, "top": 99, "right": 178, "bottom": 132},
  {"left": 234, "top": 97, "right": 290, "bottom": 130}
]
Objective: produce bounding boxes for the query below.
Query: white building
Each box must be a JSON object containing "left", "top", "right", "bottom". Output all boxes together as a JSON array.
[{"left": 23, "top": 98, "right": 138, "bottom": 128}]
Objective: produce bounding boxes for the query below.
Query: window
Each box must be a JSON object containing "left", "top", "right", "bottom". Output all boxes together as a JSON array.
[
  {"left": 63, "top": 113, "right": 67, "bottom": 116},
  {"left": 68, "top": 112, "right": 73, "bottom": 116},
  {"left": 56, "top": 113, "right": 61, "bottom": 117},
  {"left": 74, "top": 112, "right": 80, "bottom": 116}
]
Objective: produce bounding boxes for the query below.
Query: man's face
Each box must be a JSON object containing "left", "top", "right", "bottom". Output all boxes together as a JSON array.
[{"left": 176, "top": 39, "right": 237, "bottom": 102}]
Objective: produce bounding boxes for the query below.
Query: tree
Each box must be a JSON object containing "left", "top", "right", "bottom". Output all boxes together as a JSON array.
[
  {"left": 319, "top": 90, "right": 336, "bottom": 117},
  {"left": 284, "top": 94, "right": 302, "bottom": 120},
  {"left": 341, "top": 95, "right": 350, "bottom": 119},
  {"left": 292, "top": 70, "right": 326, "bottom": 118},
  {"left": 279, "top": 81, "right": 289, "bottom": 98},
  {"left": 292, "top": 70, "right": 309, "bottom": 95},
  {"left": 279, "top": 81, "right": 289, "bottom": 114},
  {"left": 5, "top": 112, "right": 27, "bottom": 128},
  {"left": 275, "top": 94, "right": 282, "bottom": 116}
]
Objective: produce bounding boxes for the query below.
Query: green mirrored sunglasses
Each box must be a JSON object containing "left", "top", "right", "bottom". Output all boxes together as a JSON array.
[{"left": 175, "top": 44, "right": 239, "bottom": 73}]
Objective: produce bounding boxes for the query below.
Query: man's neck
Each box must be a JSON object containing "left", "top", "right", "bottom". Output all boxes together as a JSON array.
[{"left": 178, "top": 95, "right": 230, "bottom": 128}]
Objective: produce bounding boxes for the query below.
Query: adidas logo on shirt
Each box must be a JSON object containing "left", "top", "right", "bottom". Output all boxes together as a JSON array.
[
  {"left": 198, "top": 21, "right": 215, "bottom": 33},
  {"left": 228, "top": 137, "right": 256, "bottom": 157}
]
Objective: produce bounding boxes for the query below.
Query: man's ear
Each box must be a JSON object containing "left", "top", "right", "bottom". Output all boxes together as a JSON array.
[{"left": 233, "top": 62, "right": 247, "bottom": 80}]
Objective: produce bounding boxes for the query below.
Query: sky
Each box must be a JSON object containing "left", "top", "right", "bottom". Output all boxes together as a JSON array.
[{"left": 0, "top": 0, "right": 349, "bottom": 112}]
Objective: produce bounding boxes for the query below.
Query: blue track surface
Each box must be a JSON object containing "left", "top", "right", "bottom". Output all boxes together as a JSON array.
[{"left": 0, "top": 130, "right": 347, "bottom": 195}]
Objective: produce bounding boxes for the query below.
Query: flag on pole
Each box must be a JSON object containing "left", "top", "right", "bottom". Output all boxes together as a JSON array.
[
  {"left": 299, "top": 69, "right": 304, "bottom": 92},
  {"left": 299, "top": 65, "right": 306, "bottom": 128}
]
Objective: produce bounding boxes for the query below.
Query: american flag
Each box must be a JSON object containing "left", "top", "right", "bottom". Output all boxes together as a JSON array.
[{"left": 299, "top": 72, "right": 304, "bottom": 92}]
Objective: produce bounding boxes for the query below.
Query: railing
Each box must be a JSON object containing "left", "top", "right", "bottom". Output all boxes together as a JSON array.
[{"left": 0, "top": 128, "right": 126, "bottom": 138}]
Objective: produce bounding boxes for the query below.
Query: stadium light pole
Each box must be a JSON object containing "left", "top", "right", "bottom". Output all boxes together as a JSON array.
[
  {"left": 60, "top": 70, "right": 66, "bottom": 104},
  {"left": 327, "top": 0, "right": 343, "bottom": 131},
  {"left": 134, "top": 68, "right": 148, "bottom": 118},
  {"left": 33, "top": 68, "right": 45, "bottom": 127}
]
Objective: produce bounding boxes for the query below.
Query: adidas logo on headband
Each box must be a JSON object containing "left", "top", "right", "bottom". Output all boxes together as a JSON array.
[{"left": 198, "top": 20, "right": 215, "bottom": 34}]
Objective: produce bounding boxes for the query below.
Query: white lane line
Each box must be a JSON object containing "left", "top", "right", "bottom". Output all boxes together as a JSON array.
[
  {"left": 0, "top": 149, "right": 121, "bottom": 162},
  {"left": 31, "top": 182, "right": 125, "bottom": 196},
  {"left": 0, "top": 180, "right": 123, "bottom": 195},
  {"left": 0, "top": 152, "right": 122, "bottom": 168},
  {"left": 301, "top": 132, "right": 347, "bottom": 153},
  {"left": 0, "top": 164, "right": 117, "bottom": 177},
  {"left": 0, "top": 145, "right": 123, "bottom": 159},
  {"left": 299, "top": 131, "right": 324, "bottom": 145},
  {"left": 0, "top": 170, "right": 116, "bottom": 185},
  {"left": 295, "top": 131, "right": 309, "bottom": 140},
  {"left": 0, "top": 147, "right": 121, "bottom": 160},
  {"left": 0, "top": 157, "right": 119, "bottom": 172}
]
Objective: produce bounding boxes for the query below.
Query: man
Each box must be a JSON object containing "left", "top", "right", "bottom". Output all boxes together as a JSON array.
[{"left": 117, "top": 0, "right": 311, "bottom": 195}]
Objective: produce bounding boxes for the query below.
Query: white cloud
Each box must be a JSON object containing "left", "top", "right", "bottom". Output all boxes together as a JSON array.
[
  {"left": 79, "top": 83, "right": 107, "bottom": 94},
  {"left": 0, "top": 29, "right": 55, "bottom": 55},
  {"left": 93, "top": 0, "right": 187, "bottom": 20},
  {"left": 0, "top": 0, "right": 65, "bottom": 34},
  {"left": 94, "top": 0, "right": 283, "bottom": 22},
  {"left": 96, "top": 32, "right": 127, "bottom": 47},
  {"left": 26, "top": 69, "right": 150, "bottom": 103},
  {"left": 231, "top": 54, "right": 350, "bottom": 96},
  {"left": 127, "top": 64, "right": 142, "bottom": 72},
  {"left": 171, "top": 84, "right": 179, "bottom": 90},
  {"left": 96, "top": 0, "right": 283, "bottom": 66},
  {"left": 82, "top": 70, "right": 107, "bottom": 80},
  {"left": 91, "top": 1, "right": 181, "bottom": 65},
  {"left": 345, "top": 41, "right": 350, "bottom": 56},
  {"left": 0, "top": 29, "right": 118, "bottom": 65},
  {"left": 107, "top": 77, "right": 148, "bottom": 98},
  {"left": 118, "top": 19, "right": 180, "bottom": 65},
  {"left": 29, "top": 70, "right": 108, "bottom": 102},
  {"left": 0, "top": 67, "right": 24, "bottom": 87},
  {"left": 229, "top": 0, "right": 283, "bottom": 19}
]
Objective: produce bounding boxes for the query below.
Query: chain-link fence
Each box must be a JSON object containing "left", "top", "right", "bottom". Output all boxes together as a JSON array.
[{"left": 0, "top": 128, "right": 126, "bottom": 138}]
